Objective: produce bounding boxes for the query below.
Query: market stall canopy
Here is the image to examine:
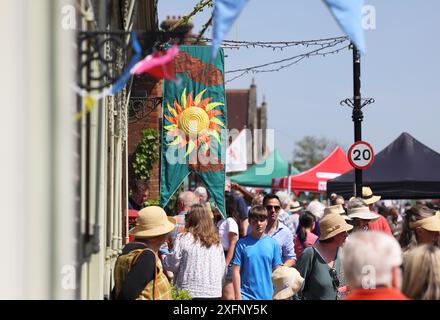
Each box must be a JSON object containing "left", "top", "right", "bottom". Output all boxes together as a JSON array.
[
  {"left": 327, "top": 132, "right": 440, "bottom": 199},
  {"left": 272, "top": 146, "right": 352, "bottom": 193},
  {"left": 230, "top": 149, "right": 299, "bottom": 187}
]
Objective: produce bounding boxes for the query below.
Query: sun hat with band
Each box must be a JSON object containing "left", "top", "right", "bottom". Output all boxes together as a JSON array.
[
  {"left": 410, "top": 211, "right": 440, "bottom": 232},
  {"left": 290, "top": 201, "right": 302, "bottom": 213},
  {"left": 129, "top": 206, "right": 176, "bottom": 238},
  {"left": 272, "top": 266, "right": 304, "bottom": 300},
  {"left": 347, "top": 206, "right": 380, "bottom": 221},
  {"left": 324, "top": 204, "right": 352, "bottom": 221},
  {"left": 319, "top": 213, "right": 353, "bottom": 241},
  {"left": 361, "top": 186, "right": 381, "bottom": 205}
]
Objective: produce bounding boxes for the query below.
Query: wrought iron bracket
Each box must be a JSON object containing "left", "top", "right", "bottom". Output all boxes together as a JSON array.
[
  {"left": 340, "top": 98, "right": 375, "bottom": 109},
  {"left": 77, "top": 31, "right": 186, "bottom": 91},
  {"left": 340, "top": 98, "right": 375, "bottom": 123},
  {"left": 128, "top": 96, "right": 163, "bottom": 123}
]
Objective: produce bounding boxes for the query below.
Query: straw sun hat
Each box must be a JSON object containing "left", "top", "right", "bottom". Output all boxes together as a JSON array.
[
  {"left": 290, "top": 201, "right": 302, "bottom": 213},
  {"left": 129, "top": 206, "right": 176, "bottom": 238},
  {"left": 272, "top": 266, "right": 304, "bottom": 300},
  {"left": 410, "top": 211, "right": 440, "bottom": 232},
  {"left": 347, "top": 206, "right": 380, "bottom": 221},
  {"left": 319, "top": 212, "right": 353, "bottom": 241},
  {"left": 361, "top": 186, "right": 381, "bottom": 205},
  {"left": 324, "top": 204, "right": 352, "bottom": 221}
]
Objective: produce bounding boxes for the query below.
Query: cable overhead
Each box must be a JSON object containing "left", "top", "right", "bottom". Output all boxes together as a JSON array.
[{"left": 222, "top": 38, "right": 349, "bottom": 83}]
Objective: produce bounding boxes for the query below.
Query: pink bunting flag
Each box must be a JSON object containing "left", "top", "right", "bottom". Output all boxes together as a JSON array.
[{"left": 131, "top": 45, "right": 179, "bottom": 80}]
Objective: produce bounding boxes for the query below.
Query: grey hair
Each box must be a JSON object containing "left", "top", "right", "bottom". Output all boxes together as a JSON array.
[
  {"left": 342, "top": 231, "right": 402, "bottom": 289},
  {"left": 347, "top": 197, "right": 368, "bottom": 210},
  {"left": 275, "top": 191, "right": 291, "bottom": 209},
  {"left": 194, "top": 186, "right": 208, "bottom": 202}
]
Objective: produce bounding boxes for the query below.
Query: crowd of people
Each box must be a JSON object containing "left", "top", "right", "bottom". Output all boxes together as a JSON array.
[{"left": 113, "top": 181, "right": 440, "bottom": 300}]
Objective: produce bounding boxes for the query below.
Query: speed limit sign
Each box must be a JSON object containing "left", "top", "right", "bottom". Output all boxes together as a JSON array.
[{"left": 348, "top": 141, "right": 374, "bottom": 169}]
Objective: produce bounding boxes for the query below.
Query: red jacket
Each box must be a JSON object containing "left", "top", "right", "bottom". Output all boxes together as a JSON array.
[
  {"left": 344, "top": 287, "right": 409, "bottom": 300},
  {"left": 369, "top": 212, "right": 393, "bottom": 236}
]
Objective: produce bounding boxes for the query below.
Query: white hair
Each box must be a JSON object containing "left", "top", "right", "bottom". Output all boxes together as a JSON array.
[
  {"left": 275, "top": 191, "right": 291, "bottom": 209},
  {"left": 178, "top": 191, "right": 198, "bottom": 209},
  {"left": 194, "top": 186, "right": 208, "bottom": 202},
  {"left": 341, "top": 231, "right": 402, "bottom": 289},
  {"left": 306, "top": 200, "right": 325, "bottom": 219}
]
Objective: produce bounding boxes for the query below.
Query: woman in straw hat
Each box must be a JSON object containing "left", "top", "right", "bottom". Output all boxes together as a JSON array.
[
  {"left": 402, "top": 244, "right": 440, "bottom": 300},
  {"left": 163, "top": 204, "right": 225, "bottom": 299},
  {"left": 112, "top": 206, "right": 176, "bottom": 300},
  {"left": 296, "top": 213, "right": 353, "bottom": 300},
  {"left": 346, "top": 197, "right": 380, "bottom": 232},
  {"left": 399, "top": 205, "right": 440, "bottom": 251}
]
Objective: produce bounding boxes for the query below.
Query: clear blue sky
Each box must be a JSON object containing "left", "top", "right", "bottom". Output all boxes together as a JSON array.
[{"left": 158, "top": 0, "right": 440, "bottom": 162}]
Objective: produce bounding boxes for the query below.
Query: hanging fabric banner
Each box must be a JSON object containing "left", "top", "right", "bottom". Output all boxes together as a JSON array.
[
  {"left": 324, "top": 0, "right": 366, "bottom": 54},
  {"left": 160, "top": 45, "right": 227, "bottom": 217}
]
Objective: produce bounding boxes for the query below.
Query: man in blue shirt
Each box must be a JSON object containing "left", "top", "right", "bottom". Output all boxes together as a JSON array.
[
  {"left": 232, "top": 205, "right": 282, "bottom": 300},
  {"left": 263, "top": 193, "right": 297, "bottom": 267}
]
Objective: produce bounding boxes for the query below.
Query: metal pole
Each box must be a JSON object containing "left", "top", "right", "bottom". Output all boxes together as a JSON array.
[{"left": 352, "top": 44, "right": 363, "bottom": 197}]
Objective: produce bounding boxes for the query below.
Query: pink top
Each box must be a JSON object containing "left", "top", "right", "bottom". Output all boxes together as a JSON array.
[{"left": 294, "top": 232, "right": 318, "bottom": 259}]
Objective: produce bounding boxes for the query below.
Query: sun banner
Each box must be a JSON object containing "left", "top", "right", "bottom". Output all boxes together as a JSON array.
[{"left": 160, "top": 46, "right": 227, "bottom": 217}]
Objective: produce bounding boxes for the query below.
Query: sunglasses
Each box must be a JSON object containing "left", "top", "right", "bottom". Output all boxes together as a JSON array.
[
  {"left": 329, "top": 268, "right": 340, "bottom": 290},
  {"left": 265, "top": 205, "right": 281, "bottom": 211},
  {"left": 250, "top": 216, "right": 268, "bottom": 222}
]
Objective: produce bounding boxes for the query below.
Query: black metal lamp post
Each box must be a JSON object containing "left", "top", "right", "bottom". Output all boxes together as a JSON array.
[{"left": 340, "top": 43, "right": 374, "bottom": 197}]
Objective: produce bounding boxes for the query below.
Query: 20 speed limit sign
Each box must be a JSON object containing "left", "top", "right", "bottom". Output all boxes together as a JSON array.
[{"left": 348, "top": 141, "right": 374, "bottom": 169}]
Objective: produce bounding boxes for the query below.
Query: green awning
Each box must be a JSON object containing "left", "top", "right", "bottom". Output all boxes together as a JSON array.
[{"left": 230, "top": 150, "right": 299, "bottom": 187}]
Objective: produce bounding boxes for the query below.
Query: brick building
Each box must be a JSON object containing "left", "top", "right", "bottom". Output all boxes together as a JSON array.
[{"left": 226, "top": 79, "right": 268, "bottom": 166}]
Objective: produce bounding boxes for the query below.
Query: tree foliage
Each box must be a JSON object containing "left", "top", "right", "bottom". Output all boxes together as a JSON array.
[{"left": 292, "top": 136, "right": 339, "bottom": 172}]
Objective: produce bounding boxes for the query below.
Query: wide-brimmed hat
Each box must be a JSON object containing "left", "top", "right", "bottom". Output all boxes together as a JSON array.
[
  {"left": 272, "top": 266, "right": 304, "bottom": 300},
  {"left": 129, "top": 206, "right": 176, "bottom": 238},
  {"left": 410, "top": 211, "right": 440, "bottom": 232},
  {"left": 347, "top": 206, "right": 380, "bottom": 221},
  {"left": 307, "top": 200, "right": 326, "bottom": 219},
  {"left": 324, "top": 204, "right": 352, "bottom": 221},
  {"left": 319, "top": 212, "right": 353, "bottom": 240},
  {"left": 362, "top": 186, "right": 381, "bottom": 205},
  {"left": 290, "top": 201, "right": 302, "bottom": 213}
]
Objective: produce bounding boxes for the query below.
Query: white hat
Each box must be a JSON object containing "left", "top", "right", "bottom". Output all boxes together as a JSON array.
[
  {"left": 272, "top": 266, "right": 304, "bottom": 300},
  {"left": 347, "top": 206, "right": 380, "bottom": 221},
  {"left": 324, "top": 204, "right": 352, "bottom": 221}
]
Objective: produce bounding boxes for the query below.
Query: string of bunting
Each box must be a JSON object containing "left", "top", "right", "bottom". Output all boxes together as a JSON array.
[{"left": 73, "top": 35, "right": 350, "bottom": 115}]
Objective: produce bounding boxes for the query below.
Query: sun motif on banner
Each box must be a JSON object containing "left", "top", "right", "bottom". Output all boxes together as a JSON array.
[{"left": 164, "top": 88, "right": 225, "bottom": 158}]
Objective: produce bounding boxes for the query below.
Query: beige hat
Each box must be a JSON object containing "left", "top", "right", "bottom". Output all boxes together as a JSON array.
[
  {"left": 362, "top": 186, "right": 381, "bottom": 205},
  {"left": 347, "top": 206, "right": 380, "bottom": 221},
  {"left": 409, "top": 211, "right": 440, "bottom": 232},
  {"left": 290, "top": 201, "right": 302, "bottom": 213},
  {"left": 272, "top": 266, "right": 304, "bottom": 300},
  {"left": 129, "top": 206, "right": 176, "bottom": 238},
  {"left": 319, "top": 212, "right": 353, "bottom": 241},
  {"left": 324, "top": 204, "right": 352, "bottom": 221}
]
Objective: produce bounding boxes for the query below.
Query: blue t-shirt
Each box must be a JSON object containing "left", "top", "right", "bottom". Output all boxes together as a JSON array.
[{"left": 232, "top": 235, "right": 282, "bottom": 300}]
